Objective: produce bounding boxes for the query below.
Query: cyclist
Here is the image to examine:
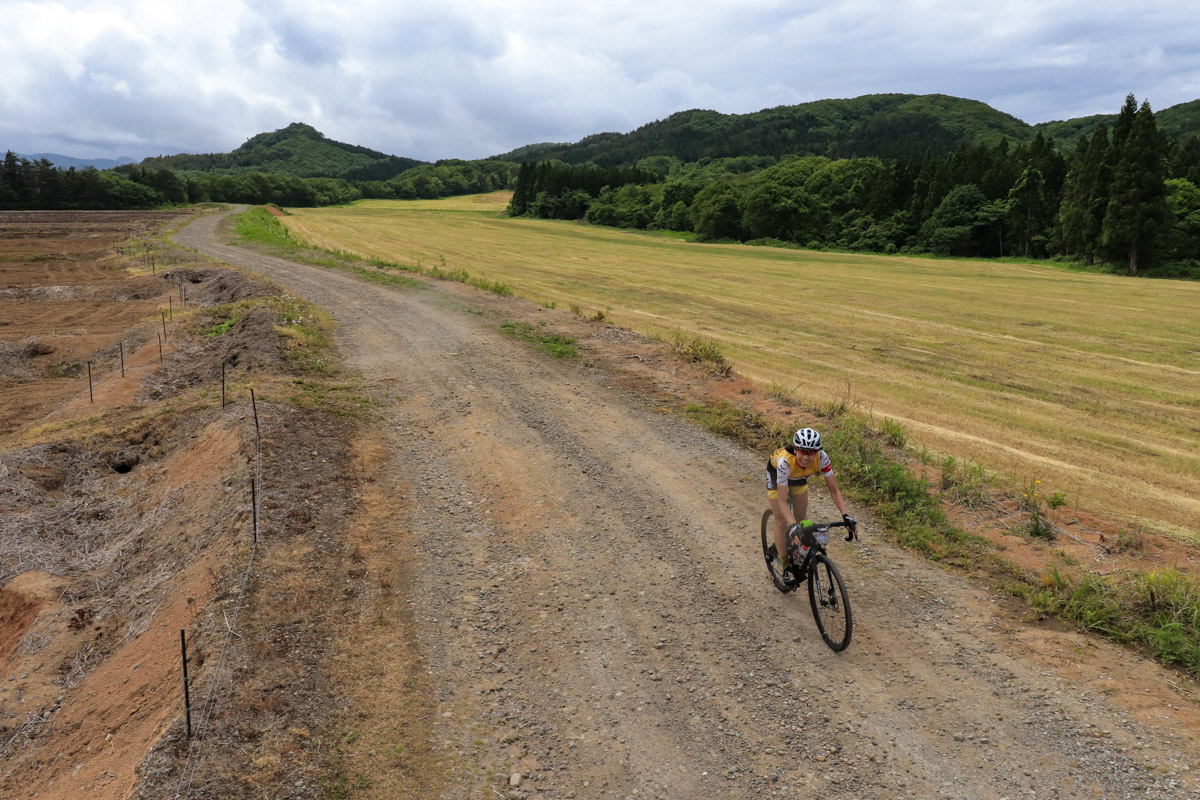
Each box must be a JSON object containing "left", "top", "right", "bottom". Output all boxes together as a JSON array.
[{"left": 766, "top": 427, "right": 857, "bottom": 586}]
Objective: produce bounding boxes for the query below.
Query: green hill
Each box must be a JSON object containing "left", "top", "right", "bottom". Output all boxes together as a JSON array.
[
  {"left": 1035, "top": 98, "right": 1200, "bottom": 145},
  {"left": 115, "top": 94, "right": 1200, "bottom": 181},
  {"left": 121, "top": 123, "right": 425, "bottom": 180},
  {"left": 491, "top": 94, "right": 1033, "bottom": 166},
  {"left": 493, "top": 93, "right": 1200, "bottom": 167}
]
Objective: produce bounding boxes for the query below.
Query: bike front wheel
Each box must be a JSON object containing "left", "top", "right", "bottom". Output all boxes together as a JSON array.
[
  {"left": 760, "top": 508, "right": 792, "bottom": 593},
  {"left": 808, "top": 553, "right": 852, "bottom": 651}
]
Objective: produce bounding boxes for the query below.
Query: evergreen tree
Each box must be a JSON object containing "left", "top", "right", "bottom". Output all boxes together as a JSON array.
[
  {"left": 1110, "top": 93, "right": 1138, "bottom": 151},
  {"left": 1102, "top": 100, "right": 1168, "bottom": 274},
  {"left": 1057, "top": 137, "right": 1091, "bottom": 257},
  {"left": 1006, "top": 165, "right": 1046, "bottom": 257}
]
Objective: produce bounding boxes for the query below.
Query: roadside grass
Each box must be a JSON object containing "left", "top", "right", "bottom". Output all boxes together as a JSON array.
[
  {"left": 683, "top": 396, "right": 1200, "bottom": 678},
  {"left": 234, "top": 207, "right": 422, "bottom": 290},
  {"left": 178, "top": 289, "right": 377, "bottom": 418},
  {"left": 669, "top": 330, "right": 733, "bottom": 376},
  {"left": 498, "top": 321, "right": 578, "bottom": 358},
  {"left": 235, "top": 206, "right": 517, "bottom": 298},
  {"left": 279, "top": 196, "right": 1200, "bottom": 541}
]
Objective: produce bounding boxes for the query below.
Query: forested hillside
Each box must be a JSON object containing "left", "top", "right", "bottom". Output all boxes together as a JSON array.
[
  {"left": 510, "top": 95, "right": 1200, "bottom": 278},
  {"left": 2, "top": 122, "right": 520, "bottom": 210},
  {"left": 495, "top": 94, "right": 1035, "bottom": 166},
  {"left": 495, "top": 93, "right": 1200, "bottom": 167},
  {"left": 125, "top": 123, "right": 421, "bottom": 179}
]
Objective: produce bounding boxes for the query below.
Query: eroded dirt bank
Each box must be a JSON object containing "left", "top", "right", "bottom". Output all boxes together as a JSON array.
[{"left": 167, "top": 210, "right": 1199, "bottom": 800}]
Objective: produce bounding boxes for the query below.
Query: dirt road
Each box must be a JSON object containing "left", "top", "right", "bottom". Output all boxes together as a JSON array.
[{"left": 174, "top": 211, "right": 1199, "bottom": 799}]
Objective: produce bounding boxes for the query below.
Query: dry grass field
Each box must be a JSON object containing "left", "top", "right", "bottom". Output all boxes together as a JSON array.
[{"left": 280, "top": 193, "right": 1200, "bottom": 541}]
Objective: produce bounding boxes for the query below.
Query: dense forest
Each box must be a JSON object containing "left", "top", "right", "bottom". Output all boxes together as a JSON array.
[
  {"left": 0, "top": 123, "right": 519, "bottom": 209},
  {"left": 0, "top": 152, "right": 519, "bottom": 209},
  {"left": 511, "top": 95, "right": 1200, "bottom": 277}
]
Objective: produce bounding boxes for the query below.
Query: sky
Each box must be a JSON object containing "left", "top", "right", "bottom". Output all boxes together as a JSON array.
[{"left": 2, "top": 0, "right": 1199, "bottom": 163}]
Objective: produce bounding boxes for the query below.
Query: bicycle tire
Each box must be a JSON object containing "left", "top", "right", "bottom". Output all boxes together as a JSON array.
[
  {"left": 760, "top": 508, "right": 793, "bottom": 593},
  {"left": 808, "top": 553, "right": 852, "bottom": 651}
]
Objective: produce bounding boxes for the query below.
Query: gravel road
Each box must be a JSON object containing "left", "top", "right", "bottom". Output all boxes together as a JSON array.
[{"left": 175, "top": 210, "right": 1199, "bottom": 800}]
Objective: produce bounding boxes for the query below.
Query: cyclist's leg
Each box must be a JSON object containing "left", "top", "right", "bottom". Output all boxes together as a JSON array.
[
  {"left": 790, "top": 483, "right": 810, "bottom": 524},
  {"left": 768, "top": 489, "right": 790, "bottom": 564},
  {"left": 786, "top": 485, "right": 812, "bottom": 572}
]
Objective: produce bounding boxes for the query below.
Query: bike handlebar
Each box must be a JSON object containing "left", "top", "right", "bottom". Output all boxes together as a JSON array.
[{"left": 797, "top": 519, "right": 857, "bottom": 544}]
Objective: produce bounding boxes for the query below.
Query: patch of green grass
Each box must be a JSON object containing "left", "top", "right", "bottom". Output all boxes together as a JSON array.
[
  {"left": 235, "top": 208, "right": 421, "bottom": 290},
  {"left": 767, "top": 381, "right": 798, "bottom": 403},
  {"left": 681, "top": 400, "right": 786, "bottom": 449},
  {"left": 286, "top": 379, "right": 377, "bottom": 418},
  {"left": 204, "top": 315, "right": 241, "bottom": 338},
  {"left": 268, "top": 294, "right": 337, "bottom": 375},
  {"left": 880, "top": 417, "right": 907, "bottom": 448},
  {"left": 669, "top": 330, "right": 731, "bottom": 376},
  {"left": 235, "top": 207, "right": 302, "bottom": 250},
  {"left": 940, "top": 456, "right": 991, "bottom": 507},
  {"left": 1025, "top": 566, "right": 1200, "bottom": 674},
  {"left": 499, "top": 321, "right": 578, "bottom": 358},
  {"left": 825, "top": 412, "right": 991, "bottom": 565}
]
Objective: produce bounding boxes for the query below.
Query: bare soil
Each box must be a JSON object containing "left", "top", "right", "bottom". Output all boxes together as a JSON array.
[
  {"left": 2, "top": 208, "right": 1198, "bottom": 800},
  {"left": 0, "top": 210, "right": 189, "bottom": 435}
]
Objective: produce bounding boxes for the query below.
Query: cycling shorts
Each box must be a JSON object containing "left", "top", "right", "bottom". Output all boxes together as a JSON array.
[{"left": 766, "top": 475, "right": 807, "bottom": 500}]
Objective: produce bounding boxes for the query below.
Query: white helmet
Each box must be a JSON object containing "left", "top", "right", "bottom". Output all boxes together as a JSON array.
[{"left": 793, "top": 427, "right": 821, "bottom": 450}]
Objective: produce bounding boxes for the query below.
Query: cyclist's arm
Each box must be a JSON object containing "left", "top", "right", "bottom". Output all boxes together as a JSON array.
[
  {"left": 771, "top": 453, "right": 798, "bottom": 528},
  {"left": 822, "top": 470, "right": 851, "bottom": 518}
]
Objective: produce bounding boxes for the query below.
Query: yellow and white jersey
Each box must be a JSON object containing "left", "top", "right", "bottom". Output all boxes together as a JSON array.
[{"left": 765, "top": 446, "right": 832, "bottom": 491}]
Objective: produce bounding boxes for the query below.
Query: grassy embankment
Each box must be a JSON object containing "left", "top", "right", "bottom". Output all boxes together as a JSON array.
[{"left": 265, "top": 196, "right": 1200, "bottom": 676}]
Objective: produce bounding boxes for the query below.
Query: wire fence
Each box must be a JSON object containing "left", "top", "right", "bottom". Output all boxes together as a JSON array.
[
  {"left": 173, "top": 387, "right": 264, "bottom": 800},
  {"left": 5, "top": 267, "right": 271, "bottom": 795}
]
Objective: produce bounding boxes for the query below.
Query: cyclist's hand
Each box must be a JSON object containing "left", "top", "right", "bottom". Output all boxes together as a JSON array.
[
  {"left": 842, "top": 514, "right": 858, "bottom": 541},
  {"left": 786, "top": 522, "right": 802, "bottom": 545}
]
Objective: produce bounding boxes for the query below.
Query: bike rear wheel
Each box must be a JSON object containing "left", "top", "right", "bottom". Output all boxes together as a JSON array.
[
  {"left": 760, "top": 508, "right": 792, "bottom": 593},
  {"left": 808, "top": 553, "right": 852, "bottom": 651}
]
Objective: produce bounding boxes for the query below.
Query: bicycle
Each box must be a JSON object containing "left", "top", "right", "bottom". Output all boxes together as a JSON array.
[{"left": 760, "top": 510, "right": 856, "bottom": 651}]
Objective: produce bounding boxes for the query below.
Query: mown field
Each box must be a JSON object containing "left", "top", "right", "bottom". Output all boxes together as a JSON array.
[{"left": 280, "top": 193, "right": 1200, "bottom": 541}]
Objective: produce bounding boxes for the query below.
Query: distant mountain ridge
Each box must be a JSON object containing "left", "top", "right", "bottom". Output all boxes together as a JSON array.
[
  {"left": 16, "top": 153, "right": 135, "bottom": 170},
  {"left": 68, "top": 92, "right": 1198, "bottom": 179},
  {"left": 489, "top": 93, "right": 1200, "bottom": 167},
  {"left": 119, "top": 122, "right": 425, "bottom": 181}
]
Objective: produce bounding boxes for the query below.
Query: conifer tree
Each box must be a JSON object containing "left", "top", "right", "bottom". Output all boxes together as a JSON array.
[{"left": 1102, "top": 100, "right": 1167, "bottom": 274}]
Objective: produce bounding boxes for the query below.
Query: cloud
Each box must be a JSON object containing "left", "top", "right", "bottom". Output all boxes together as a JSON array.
[{"left": 0, "top": 0, "right": 1197, "bottom": 161}]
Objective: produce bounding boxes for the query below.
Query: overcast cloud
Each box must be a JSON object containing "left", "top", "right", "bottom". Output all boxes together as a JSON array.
[{"left": 2, "top": 0, "right": 1198, "bottom": 162}]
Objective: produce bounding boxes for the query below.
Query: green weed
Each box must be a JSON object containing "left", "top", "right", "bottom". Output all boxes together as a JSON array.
[
  {"left": 939, "top": 456, "right": 991, "bottom": 507},
  {"left": 669, "top": 330, "right": 731, "bottom": 376},
  {"left": 204, "top": 315, "right": 241, "bottom": 338},
  {"left": 682, "top": 401, "right": 763, "bottom": 447},
  {"left": 767, "top": 381, "right": 798, "bottom": 403},
  {"left": 499, "top": 321, "right": 578, "bottom": 358},
  {"left": 1020, "top": 479, "right": 1057, "bottom": 540},
  {"left": 880, "top": 417, "right": 907, "bottom": 448}
]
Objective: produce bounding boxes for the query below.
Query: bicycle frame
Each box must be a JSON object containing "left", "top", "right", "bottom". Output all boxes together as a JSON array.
[{"left": 787, "top": 520, "right": 851, "bottom": 578}]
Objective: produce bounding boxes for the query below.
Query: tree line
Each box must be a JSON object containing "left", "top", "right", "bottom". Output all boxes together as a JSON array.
[
  {"left": 0, "top": 153, "right": 519, "bottom": 210},
  {"left": 510, "top": 95, "right": 1200, "bottom": 277}
]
